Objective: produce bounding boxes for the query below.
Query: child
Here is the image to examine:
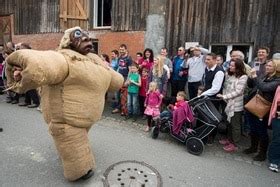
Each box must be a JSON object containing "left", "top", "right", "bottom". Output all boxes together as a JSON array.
[
  {"left": 125, "top": 63, "right": 141, "bottom": 121},
  {"left": 144, "top": 82, "right": 162, "bottom": 132},
  {"left": 160, "top": 91, "right": 194, "bottom": 136},
  {"left": 139, "top": 68, "right": 149, "bottom": 118}
]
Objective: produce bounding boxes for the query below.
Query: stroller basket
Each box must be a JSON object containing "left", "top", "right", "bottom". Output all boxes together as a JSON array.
[{"left": 189, "top": 96, "right": 223, "bottom": 125}]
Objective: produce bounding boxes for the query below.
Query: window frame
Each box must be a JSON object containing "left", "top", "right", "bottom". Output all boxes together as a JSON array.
[
  {"left": 93, "top": 0, "right": 111, "bottom": 29},
  {"left": 209, "top": 43, "right": 253, "bottom": 63}
]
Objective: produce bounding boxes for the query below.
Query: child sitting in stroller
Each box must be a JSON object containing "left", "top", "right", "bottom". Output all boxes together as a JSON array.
[{"left": 160, "top": 91, "right": 194, "bottom": 137}]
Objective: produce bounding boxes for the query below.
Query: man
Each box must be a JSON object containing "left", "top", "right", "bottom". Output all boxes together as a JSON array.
[
  {"left": 249, "top": 47, "right": 270, "bottom": 77},
  {"left": 112, "top": 44, "right": 132, "bottom": 114},
  {"left": 201, "top": 53, "right": 225, "bottom": 98},
  {"left": 186, "top": 46, "right": 209, "bottom": 99},
  {"left": 200, "top": 53, "right": 225, "bottom": 144},
  {"left": 3, "top": 42, "right": 20, "bottom": 104},
  {"left": 223, "top": 50, "right": 251, "bottom": 74},
  {"left": 216, "top": 55, "right": 224, "bottom": 66},
  {"left": 160, "top": 47, "right": 173, "bottom": 74},
  {"left": 171, "top": 47, "right": 188, "bottom": 97}
]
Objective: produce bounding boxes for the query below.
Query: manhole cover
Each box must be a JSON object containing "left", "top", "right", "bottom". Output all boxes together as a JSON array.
[{"left": 103, "top": 160, "right": 162, "bottom": 187}]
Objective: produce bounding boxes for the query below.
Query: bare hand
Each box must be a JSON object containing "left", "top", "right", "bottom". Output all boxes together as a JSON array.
[
  {"left": 216, "top": 94, "right": 223, "bottom": 98},
  {"left": 13, "top": 70, "right": 22, "bottom": 81},
  {"left": 179, "top": 71, "right": 184, "bottom": 77},
  {"left": 250, "top": 68, "right": 257, "bottom": 78}
]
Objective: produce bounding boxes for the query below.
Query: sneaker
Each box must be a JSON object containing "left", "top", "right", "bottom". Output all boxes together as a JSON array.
[
  {"left": 18, "top": 102, "right": 30, "bottom": 107},
  {"left": 37, "top": 107, "right": 42, "bottom": 112},
  {"left": 27, "top": 104, "right": 39, "bottom": 108},
  {"left": 125, "top": 115, "right": 131, "bottom": 120},
  {"left": 219, "top": 139, "right": 230, "bottom": 145},
  {"left": 223, "top": 143, "right": 238, "bottom": 152},
  {"left": 269, "top": 163, "right": 279, "bottom": 173},
  {"left": 111, "top": 109, "right": 120, "bottom": 114},
  {"left": 132, "top": 116, "right": 137, "bottom": 122},
  {"left": 11, "top": 100, "right": 19, "bottom": 104},
  {"left": 207, "top": 136, "right": 214, "bottom": 145}
]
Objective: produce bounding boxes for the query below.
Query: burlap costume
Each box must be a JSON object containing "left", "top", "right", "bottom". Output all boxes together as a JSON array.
[{"left": 6, "top": 35, "right": 123, "bottom": 181}]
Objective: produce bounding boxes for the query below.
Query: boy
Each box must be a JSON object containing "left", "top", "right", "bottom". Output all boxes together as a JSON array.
[{"left": 125, "top": 63, "right": 141, "bottom": 121}]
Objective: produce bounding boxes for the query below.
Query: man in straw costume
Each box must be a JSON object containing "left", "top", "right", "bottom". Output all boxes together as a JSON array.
[{"left": 5, "top": 26, "right": 124, "bottom": 181}]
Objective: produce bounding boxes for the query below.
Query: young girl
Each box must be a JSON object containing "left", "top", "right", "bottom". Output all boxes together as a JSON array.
[{"left": 144, "top": 82, "right": 162, "bottom": 132}]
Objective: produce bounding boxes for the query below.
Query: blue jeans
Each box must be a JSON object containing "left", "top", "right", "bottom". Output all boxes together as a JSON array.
[
  {"left": 127, "top": 93, "right": 139, "bottom": 116},
  {"left": 268, "top": 118, "right": 280, "bottom": 165}
]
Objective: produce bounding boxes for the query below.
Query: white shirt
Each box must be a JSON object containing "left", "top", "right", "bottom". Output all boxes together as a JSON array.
[
  {"left": 201, "top": 65, "right": 225, "bottom": 96},
  {"left": 187, "top": 47, "right": 209, "bottom": 82}
]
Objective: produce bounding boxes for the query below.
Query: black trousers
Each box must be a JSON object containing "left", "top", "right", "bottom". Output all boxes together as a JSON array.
[
  {"left": 138, "top": 95, "right": 146, "bottom": 116},
  {"left": 188, "top": 81, "right": 201, "bottom": 100},
  {"left": 171, "top": 80, "right": 187, "bottom": 97},
  {"left": 25, "top": 89, "right": 40, "bottom": 105}
]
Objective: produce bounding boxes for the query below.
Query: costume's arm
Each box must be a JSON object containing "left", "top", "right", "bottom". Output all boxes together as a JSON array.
[
  {"left": 87, "top": 53, "right": 124, "bottom": 92},
  {"left": 6, "top": 49, "right": 68, "bottom": 93}
]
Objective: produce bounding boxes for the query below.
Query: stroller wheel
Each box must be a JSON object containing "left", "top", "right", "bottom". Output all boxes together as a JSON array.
[
  {"left": 186, "top": 137, "right": 204, "bottom": 156},
  {"left": 151, "top": 126, "right": 159, "bottom": 139}
]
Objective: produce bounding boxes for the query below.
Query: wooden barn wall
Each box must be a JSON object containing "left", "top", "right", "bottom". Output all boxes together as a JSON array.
[
  {"left": 165, "top": 0, "right": 280, "bottom": 55},
  {"left": 0, "top": 0, "right": 60, "bottom": 34},
  {"left": 0, "top": 0, "right": 15, "bottom": 15},
  {"left": 111, "top": 0, "right": 150, "bottom": 31}
]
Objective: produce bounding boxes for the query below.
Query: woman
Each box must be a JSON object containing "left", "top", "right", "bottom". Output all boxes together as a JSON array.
[
  {"left": 243, "top": 59, "right": 280, "bottom": 161},
  {"left": 217, "top": 59, "right": 248, "bottom": 152},
  {"left": 267, "top": 53, "right": 280, "bottom": 172},
  {"left": 149, "top": 55, "right": 169, "bottom": 97},
  {"left": 138, "top": 48, "right": 154, "bottom": 71}
]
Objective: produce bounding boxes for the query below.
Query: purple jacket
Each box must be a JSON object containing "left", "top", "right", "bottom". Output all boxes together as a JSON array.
[{"left": 172, "top": 101, "right": 194, "bottom": 134}]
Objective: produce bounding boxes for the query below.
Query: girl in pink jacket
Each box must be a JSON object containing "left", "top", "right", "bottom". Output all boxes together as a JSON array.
[{"left": 144, "top": 82, "right": 162, "bottom": 132}]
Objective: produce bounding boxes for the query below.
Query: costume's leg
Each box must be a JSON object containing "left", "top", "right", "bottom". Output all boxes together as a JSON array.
[{"left": 49, "top": 122, "right": 95, "bottom": 181}]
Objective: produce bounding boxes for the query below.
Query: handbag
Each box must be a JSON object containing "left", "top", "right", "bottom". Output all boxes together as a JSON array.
[{"left": 244, "top": 93, "right": 271, "bottom": 119}]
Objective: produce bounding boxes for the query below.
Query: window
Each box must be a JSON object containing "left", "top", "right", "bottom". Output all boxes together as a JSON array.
[
  {"left": 210, "top": 44, "right": 253, "bottom": 63},
  {"left": 93, "top": 0, "right": 112, "bottom": 28}
]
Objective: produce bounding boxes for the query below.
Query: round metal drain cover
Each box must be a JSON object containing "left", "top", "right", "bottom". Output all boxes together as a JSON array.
[{"left": 103, "top": 160, "right": 162, "bottom": 187}]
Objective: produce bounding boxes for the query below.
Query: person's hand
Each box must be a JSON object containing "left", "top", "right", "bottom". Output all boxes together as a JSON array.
[
  {"left": 216, "top": 94, "right": 223, "bottom": 98},
  {"left": 13, "top": 70, "right": 22, "bottom": 81},
  {"left": 250, "top": 68, "right": 257, "bottom": 78},
  {"left": 197, "top": 89, "right": 202, "bottom": 96},
  {"left": 179, "top": 71, "right": 184, "bottom": 77},
  {"left": 160, "top": 94, "right": 164, "bottom": 99}
]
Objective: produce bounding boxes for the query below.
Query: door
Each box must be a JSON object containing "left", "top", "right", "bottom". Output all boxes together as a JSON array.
[{"left": 0, "top": 15, "right": 12, "bottom": 45}]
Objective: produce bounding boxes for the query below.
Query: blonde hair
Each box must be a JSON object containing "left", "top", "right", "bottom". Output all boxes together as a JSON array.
[
  {"left": 268, "top": 60, "right": 277, "bottom": 77},
  {"left": 152, "top": 55, "right": 164, "bottom": 78},
  {"left": 273, "top": 58, "right": 280, "bottom": 77},
  {"left": 177, "top": 91, "right": 187, "bottom": 100},
  {"left": 148, "top": 82, "right": 158, "bottom": 92}
]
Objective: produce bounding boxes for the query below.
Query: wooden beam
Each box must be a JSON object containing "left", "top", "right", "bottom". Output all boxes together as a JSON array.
[
  {"left": 59, "top": 15, "right": 88, "bottom": 20},
  {"left": 75, "top": 0, "right": 87, "bottom": 19}
]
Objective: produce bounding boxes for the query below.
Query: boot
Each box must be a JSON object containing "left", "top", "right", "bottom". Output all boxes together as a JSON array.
[
  {"left": 243, "top": 134, "right": 259, "bottom": 154},
  {"left": 253, "top": 139, "right": 268, "bottom": 161}
]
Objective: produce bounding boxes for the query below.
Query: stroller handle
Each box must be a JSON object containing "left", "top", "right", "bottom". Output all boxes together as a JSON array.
[{"left": 188, "top": 95, "right": 223, "bottom": 106}]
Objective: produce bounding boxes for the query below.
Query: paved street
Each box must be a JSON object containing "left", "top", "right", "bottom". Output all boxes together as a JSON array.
[{"left": 0, "top": 95, "right": 279, "bottom": 187}]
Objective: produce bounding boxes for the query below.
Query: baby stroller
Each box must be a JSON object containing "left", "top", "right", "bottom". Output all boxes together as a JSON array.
[{"left": 151, "top": 95, "right": 223, "bottom": 155}]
